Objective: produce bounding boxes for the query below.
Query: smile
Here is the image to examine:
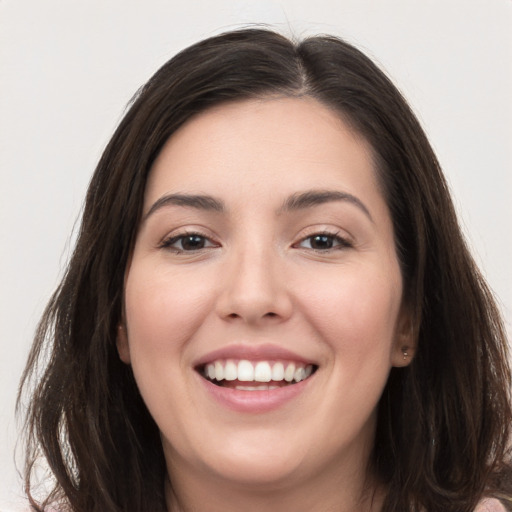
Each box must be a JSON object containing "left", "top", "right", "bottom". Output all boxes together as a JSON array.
[
  {"left": 201, "top": 359, "right": 316, "bottom": 390},
  {"left": 194, "top": 345, "right": 319, "bottom": 412}
]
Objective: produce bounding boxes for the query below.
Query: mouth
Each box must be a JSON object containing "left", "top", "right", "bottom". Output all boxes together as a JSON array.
[{"left": 197, "top": 359, "right": 318, "bottom": 391}]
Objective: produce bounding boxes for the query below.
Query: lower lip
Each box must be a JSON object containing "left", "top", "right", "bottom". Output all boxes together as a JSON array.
[{"left": 199, "top": 375, "right": 313, "bottom": 413}]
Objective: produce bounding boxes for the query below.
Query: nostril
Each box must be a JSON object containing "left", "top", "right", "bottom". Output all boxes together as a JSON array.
[{"left": 225, "top": 312, "right": 278, "bottom": 320}]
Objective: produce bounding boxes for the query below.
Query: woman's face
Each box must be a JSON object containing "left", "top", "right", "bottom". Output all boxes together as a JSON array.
[{"left": 118, "top": 97, "right": 411, "bottom": 491}]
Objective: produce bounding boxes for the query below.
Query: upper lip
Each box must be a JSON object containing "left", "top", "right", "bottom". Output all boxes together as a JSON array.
[{"left": 193, "top": 343, "right": 317, "bottom": 368}]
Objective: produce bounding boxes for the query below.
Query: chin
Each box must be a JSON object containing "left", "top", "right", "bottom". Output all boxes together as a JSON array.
[
  {"left": 208, "top": 453, "right": 305, "bottom": 488},
  {"left": 174, "top": 427, "right": 311, "bottom": 488}
]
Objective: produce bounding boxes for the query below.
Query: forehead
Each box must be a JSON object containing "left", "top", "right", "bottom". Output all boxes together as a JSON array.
[{"left": 145, "top": 97, "right": 381, "bottom": 211}]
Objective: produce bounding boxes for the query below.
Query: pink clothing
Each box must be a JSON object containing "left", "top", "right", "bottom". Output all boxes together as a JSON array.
[{"left": 475, "top": 498, "right": 508, "bottom": 511}]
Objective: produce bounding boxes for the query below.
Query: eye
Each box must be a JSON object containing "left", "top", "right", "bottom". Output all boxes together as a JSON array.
[
  {"left": 160, "top": 233, "right": 218, "bottom": 252},
  {"left": 297, "top": 232, "right": 352, "bottom": 251}
]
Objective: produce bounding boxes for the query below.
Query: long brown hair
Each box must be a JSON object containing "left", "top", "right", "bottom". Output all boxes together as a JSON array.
[{"left": 18, "top": 28, "right": 512, "bottom": 512}]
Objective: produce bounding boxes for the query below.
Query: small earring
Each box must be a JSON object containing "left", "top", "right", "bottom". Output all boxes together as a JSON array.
[{"left": 402, "top": 347, "right": 408, "bottom": 360}]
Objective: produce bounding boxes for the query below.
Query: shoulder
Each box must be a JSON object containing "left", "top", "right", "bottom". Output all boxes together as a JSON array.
[{"left": 475, "top": 498, "right": 508, "bottom": 512}]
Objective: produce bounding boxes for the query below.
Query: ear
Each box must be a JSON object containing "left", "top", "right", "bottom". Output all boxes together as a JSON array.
[
  {"left": 116, "top": 323, "right": 131, "bottom": 364},
  {"left": 391, "top": 305, "right": 416, "bottom": 368}
]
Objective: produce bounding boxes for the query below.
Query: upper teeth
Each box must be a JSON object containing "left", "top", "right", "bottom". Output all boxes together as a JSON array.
[{"left": 204, "top": 360, "right": 313, "bottom": 383}]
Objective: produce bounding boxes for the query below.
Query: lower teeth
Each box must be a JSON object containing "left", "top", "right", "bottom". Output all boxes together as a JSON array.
[{"left": 235, "top": 385, "right": 280, "bottom": 391}]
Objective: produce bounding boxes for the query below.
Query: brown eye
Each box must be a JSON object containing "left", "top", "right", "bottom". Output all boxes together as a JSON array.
[
  {"left": 161, "top": 233, "right": 217, "bottom": 252},
  {"left": 309, "top": 235, "right": 335, "bottom": 250},
  {"left": 180, "top": 235, "right": 207, "bottom": 250},
  {"left": 298, "top": 233, "right": 352, "bottom": 251}
]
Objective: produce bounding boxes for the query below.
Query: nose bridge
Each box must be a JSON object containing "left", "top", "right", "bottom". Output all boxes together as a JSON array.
[{"left": 217, "top": 236, "right": 291, "bottom": 323}]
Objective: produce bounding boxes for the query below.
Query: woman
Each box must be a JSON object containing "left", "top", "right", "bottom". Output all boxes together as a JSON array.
[{"left": 19, "top": 29, "right": 511, "bottom": 512}]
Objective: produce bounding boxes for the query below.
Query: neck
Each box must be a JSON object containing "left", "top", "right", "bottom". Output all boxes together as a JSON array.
[{"left": 164, "top": 450, "right": 384, "bottom": 512}]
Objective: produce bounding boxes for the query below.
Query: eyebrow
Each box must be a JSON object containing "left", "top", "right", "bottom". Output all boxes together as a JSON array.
[
  {"left": 144, "top": 189, "right": 373, "bottom": 222},
  {"left": 280, "top": 190, "right": 373, "bottom": 222},
  {"left": 144, "top": 193, "right": 225, "bottom": 221}
]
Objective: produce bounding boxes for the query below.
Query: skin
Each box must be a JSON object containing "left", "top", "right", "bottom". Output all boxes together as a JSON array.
[{"left": 117, "top": 97, "right": 414, "bottom": 512}]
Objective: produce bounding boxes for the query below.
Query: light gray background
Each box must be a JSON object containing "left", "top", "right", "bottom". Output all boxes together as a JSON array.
[{"left": 1, "top": 1, "right": 511, "bottom": 509}]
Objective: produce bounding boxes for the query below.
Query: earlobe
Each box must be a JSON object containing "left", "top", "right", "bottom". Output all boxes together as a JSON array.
[
  {"left": 391, "top": 309, "right": 417, "bottom": 368},
  {"left": 116, "top": 324, "right": 131, "bottom": 364},
  {"left": 392, "top": 344, "right": 416, "bottom": 367}
]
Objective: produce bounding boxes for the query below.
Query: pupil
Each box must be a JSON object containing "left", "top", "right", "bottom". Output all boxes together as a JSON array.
[
  {"left": 182, "top": 235, "right": 205, "bottom": 250},
  {"left": 311, "top": 235, "right": 333, "bottom": 249}
]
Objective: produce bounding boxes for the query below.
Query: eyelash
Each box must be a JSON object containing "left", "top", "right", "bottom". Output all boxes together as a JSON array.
[
  {"left": 295, "top": 231, "right": 353, "bottom": 252},
  {"left": 159, "top": 231, "right": 217, "bottom": 253},
  {"left": 159, "top": 230, "right": 352, "bottom": 254}
]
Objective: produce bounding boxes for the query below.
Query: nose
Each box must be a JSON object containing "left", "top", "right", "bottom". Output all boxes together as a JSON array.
[{"left": 216, "top": 245, "right": 293, "bottom": 325}]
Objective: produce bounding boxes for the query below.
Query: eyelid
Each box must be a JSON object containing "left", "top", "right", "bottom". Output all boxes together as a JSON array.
[
  {"left": 293, "top": 229, "right": 354, "bottom": 251},
  {"left": 158, "top": 229, "right": 220, "bottom": 253}
]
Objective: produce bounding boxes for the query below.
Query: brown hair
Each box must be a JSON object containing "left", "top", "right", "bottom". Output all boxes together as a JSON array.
[{"left": 19, "top": 28, "right": 512, "bottom": 512}]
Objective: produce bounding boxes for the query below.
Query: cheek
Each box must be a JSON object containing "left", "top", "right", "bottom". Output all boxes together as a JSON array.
[
  {"left": 124, "top": 264, "right": 213, "bottom": 360},
  {"left": 122, "top": 265, "right": 214, "bottom": 430},
  {"left": 298, "top": 263, "right": 402, "bottom": 362},
  {"left": 284, "top": 263, "right": 403, "bottom": 458}
]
